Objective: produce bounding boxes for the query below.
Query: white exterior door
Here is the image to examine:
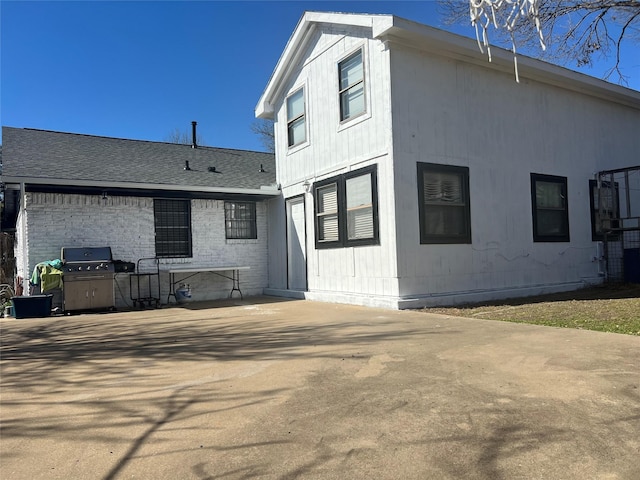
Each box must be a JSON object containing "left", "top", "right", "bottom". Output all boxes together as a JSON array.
[{"left": 286, "top": 196, "right": 307, "bottom": 291}]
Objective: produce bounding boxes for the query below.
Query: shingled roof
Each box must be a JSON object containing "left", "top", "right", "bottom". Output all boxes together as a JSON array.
[{"left": 1, "top": 127, "right": 277, "bottom": 196}]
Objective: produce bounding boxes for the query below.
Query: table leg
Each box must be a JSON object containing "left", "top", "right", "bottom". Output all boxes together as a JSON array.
[
  {"left": 167, "top": 272, "right": 177, "bottom": 304},
  {"left": 229, "top": 269, "right": 243, "bottom": 299}
]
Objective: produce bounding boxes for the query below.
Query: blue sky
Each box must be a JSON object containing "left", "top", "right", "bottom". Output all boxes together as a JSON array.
[{"left": 2, "top": 1, "right": 638, "bottom": 152}]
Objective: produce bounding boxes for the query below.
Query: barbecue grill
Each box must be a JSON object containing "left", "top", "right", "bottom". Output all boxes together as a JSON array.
[{"left": 61, "top": 246, "right": 116, "bottom": 312}]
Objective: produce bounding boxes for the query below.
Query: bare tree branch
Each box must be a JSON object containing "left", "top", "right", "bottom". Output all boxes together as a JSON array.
[
  {"left": 251, "top": 119, "right": 275, "bottom": 153},
  {"left": 438, "top": 0, "right": 640, "bottom": 84},
  {"left": 163, "top": 127, "right": 204, "bottom": 146}
]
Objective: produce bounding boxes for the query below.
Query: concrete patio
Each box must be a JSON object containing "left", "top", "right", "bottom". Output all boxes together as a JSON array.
[{"left": 1, "top": 296, "right": 638, "bottom": 479}]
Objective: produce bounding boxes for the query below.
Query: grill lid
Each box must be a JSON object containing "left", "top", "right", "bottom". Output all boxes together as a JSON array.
[{"left": 61, "top": 247, "right": 113, "bottom": 263}]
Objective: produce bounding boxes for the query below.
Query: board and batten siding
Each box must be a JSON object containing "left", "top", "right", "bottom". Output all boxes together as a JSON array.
[
  {"left": 16, "top": 193, "right": 270, "bottom": 308},
  {"left": 388, "top": 42, "right": 640, "bottom": 306},
  {"left": 271, "top": 23, "right": 401, "bottom": 306}
]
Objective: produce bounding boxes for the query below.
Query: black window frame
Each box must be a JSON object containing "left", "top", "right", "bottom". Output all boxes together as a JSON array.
[
  {"left": 313, "top": 165, "right": 379, "bottom": 249},
  {"left": 417, "top": 162, "right": 472, "bottom": 245},
  {"left": 224, "top": 201, "right": 257, "bottom": 240},
  {"left": 530, "top": 173, "right": 570, "bottom": 242},
  {"left": 338, "top": 48, "right": 366, "bottom": 122},
  {"left": 154, "top": 198, "right": 192, "bottom": 258},
  {"left": 589, "top": 179, "right": 620, "bottom": 241}
]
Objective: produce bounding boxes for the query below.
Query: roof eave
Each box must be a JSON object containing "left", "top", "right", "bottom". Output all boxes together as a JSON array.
[{"left": 0, "top": 176, "right": 280, "bottom": 197}]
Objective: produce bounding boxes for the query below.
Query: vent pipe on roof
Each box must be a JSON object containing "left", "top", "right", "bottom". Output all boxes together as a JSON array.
[{"left": 191, "top": 121, "right": 198, "bottom": 149}]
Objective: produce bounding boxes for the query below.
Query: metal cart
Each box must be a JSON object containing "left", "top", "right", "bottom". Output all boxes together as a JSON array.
[{"left": 129, "top": 257, "right": 160, "bottom": 308}]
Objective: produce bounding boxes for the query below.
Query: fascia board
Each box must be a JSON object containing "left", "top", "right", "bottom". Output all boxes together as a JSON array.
[
  {"left": 0, "top": 176, "right": 280, "bottom": 197},
  {"left": 256, "top": 14, "right": 312, "bottom": 119}
]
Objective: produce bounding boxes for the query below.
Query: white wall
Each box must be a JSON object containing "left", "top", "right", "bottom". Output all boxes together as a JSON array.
[
  {"left": 18, "top": 193, "right": 270, "bottom": 308},
  {"left": 388, "top": 43, "right": 640, "bottom": 305},
  {"left": 270, "top": 24, "right": 401, "bottom": 305}
]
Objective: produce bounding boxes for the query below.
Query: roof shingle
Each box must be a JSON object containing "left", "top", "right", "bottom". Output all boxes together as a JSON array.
[{"left": 1, "top": 127, "right": 276, "bottom": 191}]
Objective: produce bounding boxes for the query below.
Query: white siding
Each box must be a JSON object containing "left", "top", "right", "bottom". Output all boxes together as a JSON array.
[
  {"left": 389, "top": 43, "right": 640, "bottom": 305},
  {"left": 271, "top": 23, "right": 400, "bottom": 304},
  {"left": 17, "top": 193, "right": 270, "bottom": 308}
]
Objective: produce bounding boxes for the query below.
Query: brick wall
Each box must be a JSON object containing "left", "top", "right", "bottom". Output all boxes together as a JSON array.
[{"left": 17, "top": 193, "right": 270, "bottom": 308}]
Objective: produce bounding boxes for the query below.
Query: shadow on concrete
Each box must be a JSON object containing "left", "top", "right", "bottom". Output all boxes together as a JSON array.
[{"left": 0, "top": 296, "right": 443, "bottom": 479}]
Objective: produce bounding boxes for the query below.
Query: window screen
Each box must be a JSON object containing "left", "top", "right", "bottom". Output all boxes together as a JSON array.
[
  {"left": 418, "top": 163, "right": 471, "bottom": 244},
  {"left": 339, "top": 49, "right": 365, "bottom": 121},
  {"left": 530, "top": 173, "right": 569, "bottom": 242},
  {"left": 225, "top": 201, "right": 257, "bottom": 239},
  {"left": 314, "top": 165, "right": 378, "bottom": 248},
  {"left": 287, "top": 88, "right": 306, "bottom": 147},
  {"left": 154, "top": 199, "right": 192, "bottom": 257}
]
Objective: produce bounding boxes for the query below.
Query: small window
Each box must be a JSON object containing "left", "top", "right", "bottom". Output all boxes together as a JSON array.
[
  {"left": 316, "top": 183, "right": 339, "bottom": 243},
  {"left": 417, "top": 163, "right": 471, "bottom": 244},
  {"left": 225, "top": 201, "right": 257, "bottom": 239},
  {"left": 286, "top": 88, "right": 306, "bottom": 147},
  {"left": 154, "top": 199, "right": 192, "bottom": 257},
  {"left": 338, "top": 49, "right": 365, "bottom": 121},
  {"left": 531, "top": 173, "right": 569, "bottom": 242},
  {"left": 314, "top": 165, "right": 379, "bottom": 248},
  {"left": 589, "top": 179, "right": 620, "bottom": 241}
]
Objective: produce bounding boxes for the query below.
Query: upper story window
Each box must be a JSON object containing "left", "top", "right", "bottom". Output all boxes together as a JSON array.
[
  {"left": 417, "top": 163, "right": 471, "bottom": 244},
  {"left": 530, "top": 173, "right": 570, "bottom": 242},
  {"left": 338, "top": 49, "right": 365, "bottom": 122},
  {"left": 225, "top": 201, "right": 257, "bottom": 239},
  {"left": 154, "top": 199, "right": 192, "bottom": 257},
  {"left": 286, "top": 87, "right": 306, "bottom": 147},
  {"left": 314, "top": 165, "right": 379, "bottom": 248}
]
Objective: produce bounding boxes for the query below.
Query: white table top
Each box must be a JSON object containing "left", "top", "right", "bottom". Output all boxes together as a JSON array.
[{"left": 162, "top": 266, "right": 250, "bottom": 274}]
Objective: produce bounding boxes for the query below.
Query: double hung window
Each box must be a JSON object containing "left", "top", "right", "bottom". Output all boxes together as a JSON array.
[
  {"left": 154, "top": 199, "right": 192, "bottom": 257},
  {"left": 417, "top": 163, "right": 471, "bottom": 244},
  {"left": 286, "top": 88, "right": 306, "bottom": 147},
  {"left": 315, "top": 165, "right": 379, "bottom": 248},
  {"left": 530, "top": 173, "right": 570, "bottom": 242},
  {"left": 338, "top": 49, "right": 365, "bottom": 121},
  {"left": 225, "top": 201, "right": 257, "bottom": 239}
]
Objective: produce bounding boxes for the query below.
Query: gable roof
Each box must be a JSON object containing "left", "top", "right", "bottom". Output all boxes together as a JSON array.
[
  {"left": 1, "top": 127, "right": 277, "bottom": 197},
  {"left": 256, "top": 11, "right": 640, "bottom": 118}
]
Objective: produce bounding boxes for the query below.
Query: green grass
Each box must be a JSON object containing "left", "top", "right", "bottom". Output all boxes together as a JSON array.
[{"left": 424, "top": 284, "right": 640, "bottom": 335}]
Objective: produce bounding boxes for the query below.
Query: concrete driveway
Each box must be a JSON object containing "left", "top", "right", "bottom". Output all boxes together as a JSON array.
[{"left": 1, "top": 296, "right": 639, "bottom": 480}]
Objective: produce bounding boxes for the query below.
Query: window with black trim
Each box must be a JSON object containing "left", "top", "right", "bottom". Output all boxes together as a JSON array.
[
  {"left": 314, "top": 165, "right": 379, "bottom": 248},
  {"left": 417, "top": 163, "right": 471, "bottom": 244},
  {"left": 531, "top": 173, "right": 569, "bottom": 242},
  {"left": 589, "top": 179, "right": 620, "bottom": 241},
  {"left": 286, "top": 87, "right": 306, "bottom": 147},
  {"left": 154, "top": 199, "right": 192, "bottom": 257},
  {"left": 338, "top": 49, "right": 365, "bottom": 121},
  {"left": 225, "top": 201, "right": 257, "bottom": 239}
]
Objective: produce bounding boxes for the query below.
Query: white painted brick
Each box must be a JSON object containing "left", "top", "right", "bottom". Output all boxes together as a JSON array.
[{"left": 16, "top": 193, "right": 270, "bottom": 309}]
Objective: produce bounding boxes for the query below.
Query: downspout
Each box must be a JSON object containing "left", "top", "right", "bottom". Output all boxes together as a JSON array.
[{"left": 20, "top": 183, "right": 29, "bottom": 295}]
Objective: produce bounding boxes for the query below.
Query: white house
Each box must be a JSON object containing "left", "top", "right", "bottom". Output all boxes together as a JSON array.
[
  {"left": 1, "top": 126, "right": 278, "bottom": 309},
  {"left": 3, "top": 12, "right": 639, "bottom": 312},
  {"left": 256, "top": 12, "right": 640, "bottom": 308}
]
